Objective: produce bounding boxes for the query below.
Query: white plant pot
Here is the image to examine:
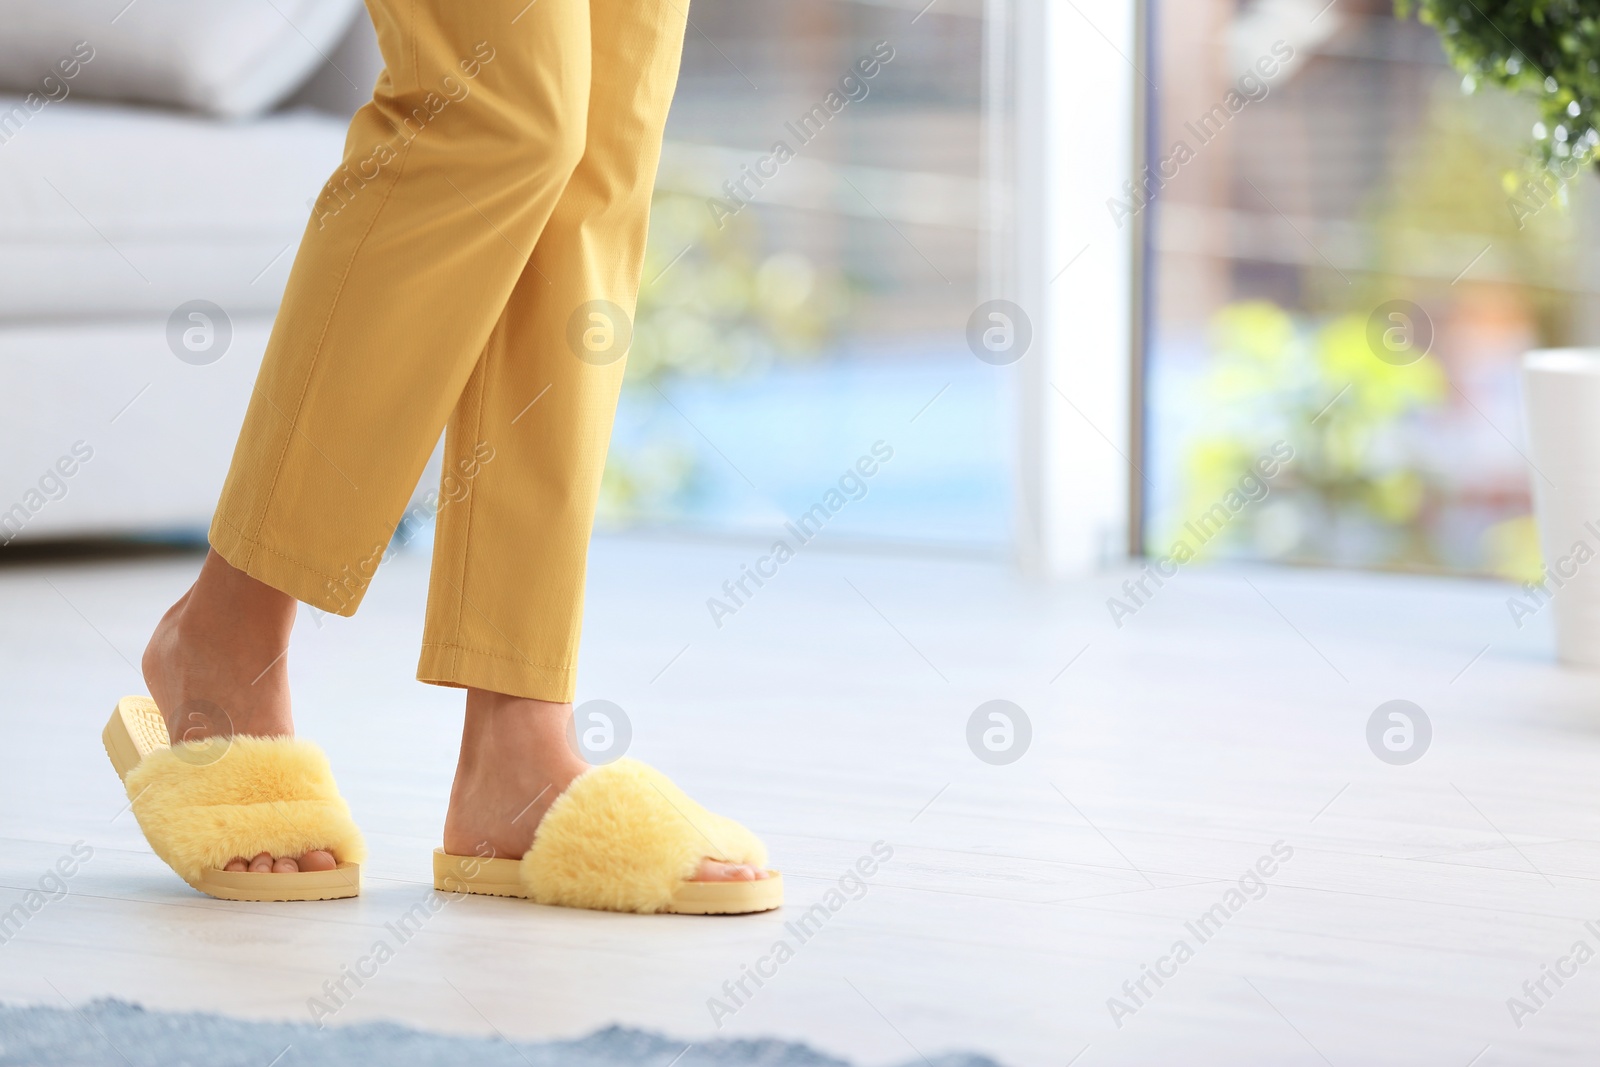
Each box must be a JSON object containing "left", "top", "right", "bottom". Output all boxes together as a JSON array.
[{"left": 1522, "top": 348, "right": 1600, "bottom": 667}]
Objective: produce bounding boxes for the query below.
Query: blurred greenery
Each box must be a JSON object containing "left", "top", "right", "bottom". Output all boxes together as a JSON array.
[
  {"left": 1484, "top": 512, "right": 1545, "bottom": 582},
  {"left": 1397, "top": 0, "right": 1600, "bottom": 170},
  {"left": 1354, "top": 77, "right": 1581, "bottom": 344},
  {"left": 1173, "top": 72, "right": 1597, "bottom": 575},
  {"left": 630, "top": 193, "right": 849, "bottom": 382},
  {"left": 599, "top": 192, "right": 851, "bottom": 519},
  {"left": 1171, "top": 301, "right": 1447, "bottom": 566}
]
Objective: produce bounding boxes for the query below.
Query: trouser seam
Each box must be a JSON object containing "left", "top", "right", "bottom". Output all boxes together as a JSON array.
[{"left": 445, "top": 321, "right": 497, "bottom": 681}]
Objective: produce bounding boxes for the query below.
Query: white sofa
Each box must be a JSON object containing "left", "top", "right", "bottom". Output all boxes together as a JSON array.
[{"left": 0, "top": 10, "right": 399, "bottom": 545}]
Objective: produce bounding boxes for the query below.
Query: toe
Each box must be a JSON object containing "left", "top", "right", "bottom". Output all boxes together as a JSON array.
[
  {"left": 271, "top": 856, "right": 300, "bottom": 873},
  {"left": 224, "top": 857, "right": 248, "bottom": 872},
  {"left": 297, "top": 850, "right": 337, "bottom": 872},
  {"left": 695, "top": 858, "right": 766, "bottom": 882},
  {"left": 248, "top": 852, "right": 273, "bottom": 874}
]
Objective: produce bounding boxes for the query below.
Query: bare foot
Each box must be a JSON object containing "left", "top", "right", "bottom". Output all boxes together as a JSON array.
[
  {"left": 442, "top": 689, "right": 769, "bottom": 883},
  {"left": 141, "top": 548, "right": 337, "bottom": 873}
]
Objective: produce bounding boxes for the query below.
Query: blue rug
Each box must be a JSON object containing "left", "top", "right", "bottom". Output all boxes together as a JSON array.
[{"left": 0, "top": 1000, "right": 1003, "bottom": 1067}]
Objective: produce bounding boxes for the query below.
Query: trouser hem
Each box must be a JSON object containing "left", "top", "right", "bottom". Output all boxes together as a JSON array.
[
  {"left": 209, "top": 515, "right": 368, "bottom": 618},
  {"left": 416, "top": 641, "right": 576, "bottom": 703}
]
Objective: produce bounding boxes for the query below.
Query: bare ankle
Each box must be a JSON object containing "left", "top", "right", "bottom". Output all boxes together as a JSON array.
[
  {"left": 142, "top": 549, "right": 297, "bottom": 741},
  {"left": 186, "top": 549, "right": 297, "bottom": 636},
  {"left": 443, "top": 689, "right": 589, "bottom": 858},
  {"left": 461, "top": 689, "right": 579, "bottom": 749}
]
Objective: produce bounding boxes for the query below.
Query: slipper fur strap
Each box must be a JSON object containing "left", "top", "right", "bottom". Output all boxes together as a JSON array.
[
  {"left": 521, "top": 758, "right": 767, "bottom": 914},
  {"left": 123, "top": 736, "right": 367, "bottom": 883}
]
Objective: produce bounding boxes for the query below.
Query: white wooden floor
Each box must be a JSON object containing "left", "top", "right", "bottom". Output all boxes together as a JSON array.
[{"left": 3, "top": 536, "right": 1600, "bottom": 1066}]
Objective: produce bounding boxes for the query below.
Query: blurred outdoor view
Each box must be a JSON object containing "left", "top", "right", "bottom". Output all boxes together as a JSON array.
[
  {"left": 598, "top": 0, "right": 1009, "bottom": 549},
  {"left": 1147, "top": 0, "right": 1598, "bottom": 578}
]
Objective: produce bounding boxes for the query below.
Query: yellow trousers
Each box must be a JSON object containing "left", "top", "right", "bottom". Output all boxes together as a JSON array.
[{"left": 210, "top": 0, "right": 688, "bottom": 702}]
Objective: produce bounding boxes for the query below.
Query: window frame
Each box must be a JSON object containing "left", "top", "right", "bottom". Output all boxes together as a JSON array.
[{"left": 988, "top": 0, "right": 1148, "bottom": 576}]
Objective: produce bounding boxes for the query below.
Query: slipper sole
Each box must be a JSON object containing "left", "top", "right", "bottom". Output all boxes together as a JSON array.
[{"left": 431, "top": 848, "right": 783, "bottom": 915}]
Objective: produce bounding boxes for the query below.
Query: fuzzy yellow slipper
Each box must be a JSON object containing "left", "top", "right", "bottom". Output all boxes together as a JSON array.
[
  {"left": 433, "top": 758, "right": 782, "bottom": 915},
  {"left": 103, "top": 696, "right": 365, "bottom": 902}
]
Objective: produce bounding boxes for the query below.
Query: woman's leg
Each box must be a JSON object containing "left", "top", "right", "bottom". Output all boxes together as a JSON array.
[
  {"left": 210, "top": 1, "right": 592, "bottom": 607},
  {"left": 424, "top": 0, "right": 765, "bottom": 881},
  {"left": 143, "top": 0, "right": 593, "bottom": 872},
  {"left": 416, "top": 0, "right": 682, "bottom": 703}
]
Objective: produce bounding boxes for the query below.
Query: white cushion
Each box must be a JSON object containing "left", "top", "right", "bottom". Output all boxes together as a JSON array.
[
  {"left": 0, "top": 0, "right": 364, "bottom": 118},
  {"left": 0, "top": 95, "right": 347, "bottom": 319}
]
